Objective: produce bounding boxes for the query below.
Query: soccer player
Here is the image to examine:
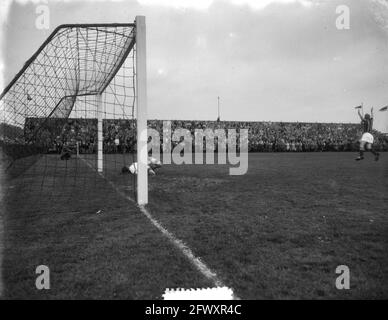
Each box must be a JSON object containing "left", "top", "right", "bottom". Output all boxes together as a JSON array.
[
  {"left": 355, "top": 107, "right": 379, "bottom": 161},
  {"left": 122, "top": 156, "right": 162, "bottom": 175},
  {"left": 60, "top": 144, "right": 72, "bottom": 160}
]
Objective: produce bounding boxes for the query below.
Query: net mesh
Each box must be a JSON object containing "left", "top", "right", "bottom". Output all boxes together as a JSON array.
[{"left": 0, "top": 24, "right": 138, "bottom": 207}]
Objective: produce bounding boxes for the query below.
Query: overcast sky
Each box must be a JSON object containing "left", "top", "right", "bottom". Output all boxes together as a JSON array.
[{"left": 1, "top": 0, "right": 388, "bottom": 132}]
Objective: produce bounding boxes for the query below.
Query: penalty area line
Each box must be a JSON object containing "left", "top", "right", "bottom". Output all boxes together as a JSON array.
[{"left": 78, "top": 156, "right": 238, "bottom": 299}]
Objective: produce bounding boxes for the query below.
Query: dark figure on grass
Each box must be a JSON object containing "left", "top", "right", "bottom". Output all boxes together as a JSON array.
[
  {"left": 356, "top": 107, "right": 379, "bottom": 161},
  {"left": 60, "top": 145, "right": 72, "bottom": 160}
]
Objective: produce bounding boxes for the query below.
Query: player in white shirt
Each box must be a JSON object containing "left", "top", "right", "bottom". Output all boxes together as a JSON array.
[{"left": 121, "top": 156, "right": 162, "bottom": 175}]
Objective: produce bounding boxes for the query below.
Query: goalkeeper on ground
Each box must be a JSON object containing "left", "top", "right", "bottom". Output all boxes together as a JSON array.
[{"left": 122, "top": 156, "right": 162, "bottom": 175}]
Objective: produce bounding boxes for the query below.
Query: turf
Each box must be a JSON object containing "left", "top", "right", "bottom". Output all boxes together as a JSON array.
[{"left": 1, "top": 152, "right": 387, "bottom": 299}]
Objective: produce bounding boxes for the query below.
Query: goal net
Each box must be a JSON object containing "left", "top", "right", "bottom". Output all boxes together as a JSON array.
[{"left": 0, "top": 17, "right": 148, "bottom": 207}]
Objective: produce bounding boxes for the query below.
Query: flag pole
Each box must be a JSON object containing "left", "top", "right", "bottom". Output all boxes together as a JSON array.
[
  {"left": 218, "top": 96, "right": 220, "bottom": 121},
  {"left": 385, "top": 112, "right": 388, "bottom": 134},
  {"left": 385, "top": 108, "right": 388, "bottom": 134}
]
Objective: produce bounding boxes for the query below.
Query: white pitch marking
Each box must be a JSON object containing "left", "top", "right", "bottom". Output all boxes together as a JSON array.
[{"left": 79, "top": 156, "right": 238, "bottom": 298}]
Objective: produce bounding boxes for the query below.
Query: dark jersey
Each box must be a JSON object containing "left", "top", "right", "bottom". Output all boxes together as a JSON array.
[{"left": 361, "top": 118, "right": 373, "bottom": 133}]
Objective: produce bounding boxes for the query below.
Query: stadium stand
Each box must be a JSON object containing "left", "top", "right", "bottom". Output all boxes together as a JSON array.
[{"left": 9, "top": 118, "right": 388, "bottom": 154}]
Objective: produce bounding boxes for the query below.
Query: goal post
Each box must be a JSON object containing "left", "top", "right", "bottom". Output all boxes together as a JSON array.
[
  {"left": 0, "top": 16, "right": 149, "bottom": 205},
  {"left": 97, "top": 93, "right": 103, "bottom": 173},
  {"left": 135, "top": 16, "right": 148, "bottom": 206}
]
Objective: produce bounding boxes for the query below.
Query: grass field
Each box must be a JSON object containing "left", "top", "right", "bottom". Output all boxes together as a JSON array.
[{"left": 1, "top": 152, "right": 387, "bottom": 299}]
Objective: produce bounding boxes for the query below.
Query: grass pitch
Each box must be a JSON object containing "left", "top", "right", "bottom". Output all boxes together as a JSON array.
[{"left": 1, "top": 152, "right": 387, "bottom": 299}]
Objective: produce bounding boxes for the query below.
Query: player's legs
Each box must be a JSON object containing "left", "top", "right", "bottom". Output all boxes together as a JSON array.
[
  {"left": 357, "top": 141, "right": 380, "bottom": 162},
  {"left": 356, "top": 141, "right": 366, "bottom": 161},
  {"left": 365, "top": 143, "right": 380, "bottom": 161},
  {"left": 148, "top": 157, "right": 162, "bottom": 173},
  {"left": 149, "top": 163, "right": 162, "bottom": 171}
]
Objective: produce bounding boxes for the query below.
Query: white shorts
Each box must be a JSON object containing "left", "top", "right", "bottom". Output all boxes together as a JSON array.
[
  {"left": 360, "top": 132, "right": 374, "bottom": 144},
  {"left": 129, "top": 163, "right": 138, "bottom": 174}
]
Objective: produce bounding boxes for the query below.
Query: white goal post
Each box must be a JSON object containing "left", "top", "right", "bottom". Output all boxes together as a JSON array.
[{"left": 135, "top": 16, "right": 148, "bottom": 206}]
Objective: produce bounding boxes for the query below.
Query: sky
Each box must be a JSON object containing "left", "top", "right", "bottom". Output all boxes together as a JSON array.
[{"left": 1, "top": 0, "right": 388, "bottom": 132}]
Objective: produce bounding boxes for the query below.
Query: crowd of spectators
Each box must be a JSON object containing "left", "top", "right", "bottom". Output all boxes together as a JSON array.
[
  {"left": 150, "top": 120, "right": 388, "bottom": 152},
  {"left": 19, "top": 118, "right": 388, "bottom": 153}
]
